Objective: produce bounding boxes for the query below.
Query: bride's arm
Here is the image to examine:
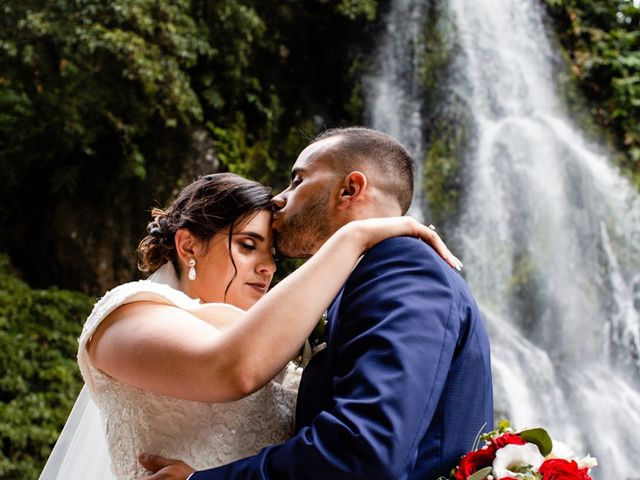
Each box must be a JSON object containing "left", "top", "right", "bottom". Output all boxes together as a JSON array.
[{"left": 89, "top": 218, "right": 459, "bottom": 403}]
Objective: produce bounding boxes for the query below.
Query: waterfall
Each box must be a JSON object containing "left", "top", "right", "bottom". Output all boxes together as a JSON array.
[
  {"left": 364, "top": 0, "right": 428, "bottom": 222},
  {"left": 364, "top": 0, "right": 640, "bottom": 478}
]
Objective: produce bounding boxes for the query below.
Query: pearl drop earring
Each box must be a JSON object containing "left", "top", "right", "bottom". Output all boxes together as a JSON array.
[{"left": 188, "top": 258, "right": 196, "bottom": 281}]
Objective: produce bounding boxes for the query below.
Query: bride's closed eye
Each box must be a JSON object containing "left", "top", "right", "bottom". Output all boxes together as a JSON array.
[{"left": 239, "top": 240, "right": 256, "bottom": 252}]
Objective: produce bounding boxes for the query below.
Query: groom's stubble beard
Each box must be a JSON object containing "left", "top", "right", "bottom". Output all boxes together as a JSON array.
[{"left": 275, "top": 194, "right": 333, "bottom": 258}]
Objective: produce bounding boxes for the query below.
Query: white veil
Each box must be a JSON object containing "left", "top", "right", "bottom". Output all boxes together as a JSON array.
[
  {"left": 39, "top": 263, "right": 179, "bottom": 479},
  {"left": 38, "top": 386, "right": 113, "bottom": 479}
]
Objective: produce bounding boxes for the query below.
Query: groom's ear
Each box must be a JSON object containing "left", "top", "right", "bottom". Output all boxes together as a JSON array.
[
  {"left": 175, "top": 228, "right": 198, "bottom": 265},
  {"left": 337, "top": 171, "right": 367, "bottom": 210}
]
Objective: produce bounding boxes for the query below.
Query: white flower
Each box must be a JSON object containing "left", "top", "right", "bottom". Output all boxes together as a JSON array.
[
  {"left": 492, "top": 443, "right": 544, "bottom": 479},
  {"left": 577, "top": 454, "right": 598, "bottom": 470},
  {"left": 546, "top": 439, "right": 573, "bottom": 460}
]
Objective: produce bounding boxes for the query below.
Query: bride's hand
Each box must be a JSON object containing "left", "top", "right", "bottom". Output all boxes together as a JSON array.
[
  {"left": 138, "top": 453, "right": 194, "bottom": 480},
  {"left": 345, "top": 217, "right": 463, "bottom": 271}
]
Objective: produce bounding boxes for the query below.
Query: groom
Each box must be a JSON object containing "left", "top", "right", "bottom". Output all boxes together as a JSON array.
[{"left": 141, "top": 127, "right": 493, "bottom": 479}]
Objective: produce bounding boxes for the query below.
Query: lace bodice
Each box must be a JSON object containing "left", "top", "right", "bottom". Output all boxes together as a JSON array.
[{"left": 77, "top": 280, "right": 301, "bottom": 480}]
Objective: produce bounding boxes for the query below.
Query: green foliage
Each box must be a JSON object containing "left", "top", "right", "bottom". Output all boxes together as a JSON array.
[
  {"left": 0, "top": 254, "right": 93, "bottom": 478},
  {"left": 200, "top": 0, "right": 381, "bottom": 187},
  {"left": 545, "top": 0, "right": 640, "bottom": 184},
  {"left": 0, "top": 0, "right": 382, "bottom": 293},
  {"left": 0, "top": 1, "right": 214, "bottom": 290},
  {"left": 467, "top": 467, "right": 492, "bottom": 480},
  {"left": 336, "top": 0, "right": 378, "bottom": 21},
  {"left": 0, "top": 0, "right": 210, "bottom": 186},
  {"left": 520, "top": 428, "right": 553, "bottom": 457},
  {"left": 209, "top": 116, "right": 271, "bottom": 180}
]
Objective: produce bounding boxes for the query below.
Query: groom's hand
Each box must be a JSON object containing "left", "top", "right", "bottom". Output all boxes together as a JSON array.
[{"left": 138, "top": 453, "right": 195, "bottom": 480}]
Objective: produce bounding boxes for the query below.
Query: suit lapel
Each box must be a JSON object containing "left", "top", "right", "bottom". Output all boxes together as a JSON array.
[{"left": 295, "top": 287, "right": 345, "bottom": 430}]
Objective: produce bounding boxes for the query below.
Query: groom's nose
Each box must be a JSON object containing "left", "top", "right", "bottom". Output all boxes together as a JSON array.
[{"left": 271, "top": 192, "right": 286, "bottom": 211}]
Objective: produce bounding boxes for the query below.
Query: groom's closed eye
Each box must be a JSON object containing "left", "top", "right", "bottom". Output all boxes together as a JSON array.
[{"left": 289, "top": 168, "right": 304, "bottom": 188}]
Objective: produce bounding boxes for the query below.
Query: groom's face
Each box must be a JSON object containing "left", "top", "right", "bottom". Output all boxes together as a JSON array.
[{"left": 272, "top": 137, "right": 343, "bottom": 257}]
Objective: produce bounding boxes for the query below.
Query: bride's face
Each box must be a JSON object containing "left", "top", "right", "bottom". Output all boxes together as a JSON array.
[{"left": 195, "top": 210, "right": 276, "bottom": 309}]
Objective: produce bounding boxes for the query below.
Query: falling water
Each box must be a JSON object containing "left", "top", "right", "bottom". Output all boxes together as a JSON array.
[
  {"left": 364, "top": 0, "right": 428, "bottom": 222},
  {"left": 365, "top": 1, "right": 640, "bottom": 478}
]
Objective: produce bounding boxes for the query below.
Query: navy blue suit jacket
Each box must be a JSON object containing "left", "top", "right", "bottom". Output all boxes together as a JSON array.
[{"left": 191, "top": 237, "right": 493, "bottom": 479}]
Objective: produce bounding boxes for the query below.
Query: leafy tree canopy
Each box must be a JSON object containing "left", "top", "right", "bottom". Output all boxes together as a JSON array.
[{"left": 0, "top": 0, "right": 380, "bottom": 291}]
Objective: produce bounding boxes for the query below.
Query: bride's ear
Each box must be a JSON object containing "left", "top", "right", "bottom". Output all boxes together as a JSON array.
[
  {"left": 175, "top": 229, "right": 198, "bottom": 267},
  {"left": 337, "top": 171, "right": 368, "bottom": 210}
]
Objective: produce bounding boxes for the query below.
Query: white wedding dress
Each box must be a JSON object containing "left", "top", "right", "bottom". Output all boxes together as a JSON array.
[{"left": 40, "top": 263, "right": 301, "bottom": 480}]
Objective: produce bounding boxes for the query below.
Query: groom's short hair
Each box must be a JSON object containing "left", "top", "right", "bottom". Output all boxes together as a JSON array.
[{"left": 311, "top": 127, "right": 415, "bottom": 214}]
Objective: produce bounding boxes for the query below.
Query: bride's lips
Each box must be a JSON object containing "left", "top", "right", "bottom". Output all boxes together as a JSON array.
[{"left": 246, "top": 282, "right": 268, "bottom": 294}]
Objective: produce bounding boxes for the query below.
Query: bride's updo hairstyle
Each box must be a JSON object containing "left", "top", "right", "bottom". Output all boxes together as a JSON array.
[{"left": 138, "top": 173, "right": 272, "bottom": 277}]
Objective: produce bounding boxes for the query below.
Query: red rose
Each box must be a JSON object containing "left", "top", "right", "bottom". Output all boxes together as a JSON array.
[
  {"left": 491, "top": 433, "right": 526, "bottom": 449},
  {"left": 455, "top": 445, "right": 496, "bottom": 480},
  {"left": 539, "top": 459, "right": 592, "bottom": 480}
]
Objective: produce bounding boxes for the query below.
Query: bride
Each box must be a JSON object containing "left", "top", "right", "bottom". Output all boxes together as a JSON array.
[{"left": 40, "top": 172, "right": 459, "bottom": 480}]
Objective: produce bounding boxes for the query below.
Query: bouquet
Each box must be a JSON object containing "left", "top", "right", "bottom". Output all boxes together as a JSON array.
[{"left": 442, "top": 420, "right": 598, "bottom": 480}]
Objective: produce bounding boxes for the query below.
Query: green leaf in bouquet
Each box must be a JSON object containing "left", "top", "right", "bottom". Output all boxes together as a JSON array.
[
  {"left": 519, "top": 427, "right": 553, "bottom": 456},
  {"left": 467, "top": 466, "right": 492, "bottom": 480}
]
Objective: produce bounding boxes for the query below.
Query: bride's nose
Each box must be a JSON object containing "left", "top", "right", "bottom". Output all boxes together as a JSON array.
[{"left": 257, "top": 254, "right": 276, "bottom": 276}]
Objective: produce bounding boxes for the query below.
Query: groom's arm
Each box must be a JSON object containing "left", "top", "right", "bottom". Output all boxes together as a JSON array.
[{"left": 192, "top": 237, "right": 461, "bottom": 480}]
